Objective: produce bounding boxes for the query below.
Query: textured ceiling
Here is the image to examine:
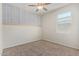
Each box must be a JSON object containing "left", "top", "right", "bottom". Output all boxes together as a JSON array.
[{"left": 10, "top": 3, "right": 70, "bottom": 15}]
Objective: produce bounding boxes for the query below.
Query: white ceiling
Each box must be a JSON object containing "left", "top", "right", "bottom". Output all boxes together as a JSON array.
[{"left": 10, "top": 3, "right": 70, "bottom": 15}]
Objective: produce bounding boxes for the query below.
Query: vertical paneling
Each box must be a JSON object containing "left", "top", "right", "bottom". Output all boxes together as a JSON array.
[{"left": 2, "top": 4, "right": 40, "bottom": 26}]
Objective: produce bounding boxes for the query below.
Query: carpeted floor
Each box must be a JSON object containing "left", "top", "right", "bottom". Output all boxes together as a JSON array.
[{"left": 2, "top": 40, "right": 79, "bottom": 56}]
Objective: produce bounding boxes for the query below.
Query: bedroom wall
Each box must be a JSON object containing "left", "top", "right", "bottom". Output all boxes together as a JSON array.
[
  {"left": 42, "top": 4, "right": 79, "bottom": 49},
  {"left": 2, "top": 4, "right": 41, "bottom": 49},
  {"left": 77, "top": 4, "right": 79, "bottom": 48},
  {"left": 0, "top": 3, "right": 2, "bottom": 55}
]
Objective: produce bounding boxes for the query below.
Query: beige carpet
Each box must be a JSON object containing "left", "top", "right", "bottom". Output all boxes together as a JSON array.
[{"left": 2, "top": 40, "right": 79, "bottom": 56}]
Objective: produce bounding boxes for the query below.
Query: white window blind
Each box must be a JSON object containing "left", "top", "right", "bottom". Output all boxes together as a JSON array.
[
  {"left": 57, "top": 11, "right": 72, "bottom": 24},
  {"left": 56, "top": 11, "right": 72, "bottom": 32}
]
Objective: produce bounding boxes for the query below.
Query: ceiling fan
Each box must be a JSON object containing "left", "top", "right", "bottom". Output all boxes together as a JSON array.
[{"left": 28, "top": 3, "right": 51, "bottom": 12}]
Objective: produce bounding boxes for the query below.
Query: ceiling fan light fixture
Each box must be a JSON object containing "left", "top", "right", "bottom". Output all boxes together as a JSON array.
[
  {"left": 37, "top": 6, "right": 43, "bottom": 10},
  {"left": 28, "top": 3, "right": 51, "bottom": 14}
]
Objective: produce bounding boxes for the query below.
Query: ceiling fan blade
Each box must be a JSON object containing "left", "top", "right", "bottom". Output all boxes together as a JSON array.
[
  {"left": 28, "top": 3, "right": 51, "bottom": 6},
  {"left": 28, "top": 5, "right": 36, "bottom": 6},
  {"left": 43, "top": 7, "right": 48, "bottom": 11},
  {"left": 43, "top": 3, "right": 51, "bottom": 5}
]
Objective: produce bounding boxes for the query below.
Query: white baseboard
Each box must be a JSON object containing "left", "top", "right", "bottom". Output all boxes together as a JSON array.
[
  {"left": 3, "top": 39, "right": 41, "bottom": 49},
  {"left": 44, "top": 39, "right": 79, "bottom": 50}
]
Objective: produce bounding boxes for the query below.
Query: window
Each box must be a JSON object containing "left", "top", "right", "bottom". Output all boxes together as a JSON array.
[
  {"left": 56, "top": 11, "right": 72, "bottom": 32},
  {"left": 57, "top": 11, "right": 72, "bottom": 24}
]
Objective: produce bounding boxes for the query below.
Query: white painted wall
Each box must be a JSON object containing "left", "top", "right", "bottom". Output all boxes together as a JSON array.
[
  {"left": 77, "top": 4, "right": 79, "bottom": 48},
  {"left": 42, "top": 4, "right": 79, "bottom": 49},
  {"left": 2, "top": 4, "right": 41, "bottom": 49},
  {"left": 0, "top": 3, "right": 2, "bottom": 55},
  {"left": 3, "top": 25, "right": 41, "bottom": 48}
]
